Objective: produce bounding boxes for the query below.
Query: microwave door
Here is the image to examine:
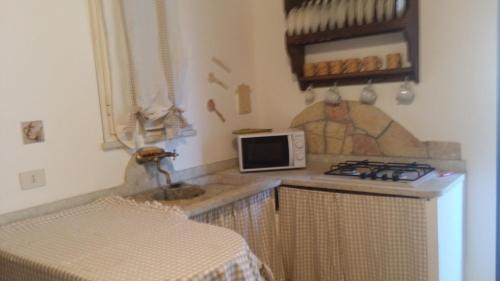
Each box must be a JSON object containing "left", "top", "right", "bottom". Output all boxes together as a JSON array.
[{"left": 241, "top": 136, "right": 290, "bottom": 170}]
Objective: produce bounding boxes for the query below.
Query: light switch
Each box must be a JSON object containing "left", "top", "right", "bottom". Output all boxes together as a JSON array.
[{"left": 19, "top": 169, "right": 46, "bottom": 190}]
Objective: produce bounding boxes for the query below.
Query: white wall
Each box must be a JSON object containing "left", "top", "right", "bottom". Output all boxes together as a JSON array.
[
  {"left": 0, "top": 0, "right": 257, "bottom": 215},
  {"left": 250, "top": 1, "right": 498, "bottom": 280},
  {"left": 161, "top": 0, "right": 258, "bottom": 170},
  {"left": 0, "top": 0, "right": 129, "bottom": 215}
]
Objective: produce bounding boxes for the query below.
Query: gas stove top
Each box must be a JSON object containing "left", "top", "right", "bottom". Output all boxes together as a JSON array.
[{"left": 321, "top": 160, "right": 435, "bottom": 183}]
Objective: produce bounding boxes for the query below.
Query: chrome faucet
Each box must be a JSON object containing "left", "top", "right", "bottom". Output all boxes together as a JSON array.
[{"left": 135, "top": 147, "right": 179, "bottom": 187}]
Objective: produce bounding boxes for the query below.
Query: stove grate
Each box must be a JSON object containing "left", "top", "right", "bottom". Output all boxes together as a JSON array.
[{"left": 324, "top": 160, "right": 435, "bottom": 182}]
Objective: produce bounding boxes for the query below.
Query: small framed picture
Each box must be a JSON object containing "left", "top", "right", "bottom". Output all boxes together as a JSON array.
[{"left": 21, "top": 120, "right": 45, "bottom": 144}]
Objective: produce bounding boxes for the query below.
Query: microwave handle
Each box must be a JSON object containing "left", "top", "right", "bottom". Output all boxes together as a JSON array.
[
  {"left": 237, "top": 136, "right": 244, "bottom": 171},
  {"left": 288, "top": 135, "right": 294, "bottom": 167}
]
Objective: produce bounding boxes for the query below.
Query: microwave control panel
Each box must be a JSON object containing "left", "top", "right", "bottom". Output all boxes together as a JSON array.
[{"left": 291, "top": 132, "right": 306, "bottom": 167}]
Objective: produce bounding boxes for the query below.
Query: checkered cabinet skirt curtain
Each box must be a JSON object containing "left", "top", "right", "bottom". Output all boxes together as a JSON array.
[
  {"left": 192, "top": 190, "right": 286, "bottom": 281},
  {"left": 279, "top": 187, "right": 428, "bottom": 281}
]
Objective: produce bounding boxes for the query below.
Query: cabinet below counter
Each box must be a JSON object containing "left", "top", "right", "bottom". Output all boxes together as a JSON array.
[
  {"left": 278, "top": 183, "right": 464, "bottom": 281},
  {"left": 130, "top": 162, "right": 464, "bottom": 281},
  {"left": 191, "top": 189, "right": 285, "bottom": 281},
  {"left": 177, "top": 173, "right": 463, "bottom": 281},
  {"left": 126, "top": 151, "right": 467, "bottom": 281}
]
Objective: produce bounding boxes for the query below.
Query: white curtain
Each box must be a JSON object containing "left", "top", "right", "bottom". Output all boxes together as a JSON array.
[{"left": 99, "top": 0, "right": 187, "bottom": 148}]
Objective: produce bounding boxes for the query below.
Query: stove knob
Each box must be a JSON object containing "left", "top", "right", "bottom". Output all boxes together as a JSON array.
[
  {"left": 370, "top": 173, "right": 378, "bottom": 180},
  {"left": 381, "top": 174, "right": 389, "bottom": 181},
  {"left": 392, "top": 175, "right": 400, "bottom": 182},
  {"left": 360, "top": 173, "right": 367, "bottom": 179}
]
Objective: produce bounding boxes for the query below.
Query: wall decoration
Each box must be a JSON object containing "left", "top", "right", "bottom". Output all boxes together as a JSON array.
[
  {"left": 236, "top": 84, "right": 252, "bottom": 114},
  {"left": 207, "top": 99, "right": 226, "bottom": 122},
  {"left": 212, "top": 57, "right": 231, "bottom": 73},
  {"left": 291, "top": 101, "right": 461, "bottom": 160},
  {"left": 21, "top": 121, "right": 45, "bottom": 144},
  {"left": 208, "top": 73, "right": 229, "bottom": 90}
]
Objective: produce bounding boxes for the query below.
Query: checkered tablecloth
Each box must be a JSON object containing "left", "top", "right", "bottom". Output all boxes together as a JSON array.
[{"left": 0, "top": 197, "right": 271, "bottom": 281}]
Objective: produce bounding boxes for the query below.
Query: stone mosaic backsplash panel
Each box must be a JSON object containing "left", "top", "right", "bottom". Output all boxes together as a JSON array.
[{"left": 291, "top": 101, "right": 461, "bottom": 160}]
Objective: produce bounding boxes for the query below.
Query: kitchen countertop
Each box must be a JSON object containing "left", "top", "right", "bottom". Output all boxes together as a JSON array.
[
  {"left": 130, "top": 173, "right": 281, "bottom": 217},
  {"left": 130, "top": 165, "right": 465, "bottom": 217},
  {"left": 0, "top": 155, "right": 466, "bottom": 226}
]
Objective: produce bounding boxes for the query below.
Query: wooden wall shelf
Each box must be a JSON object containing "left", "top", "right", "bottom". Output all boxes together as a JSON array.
[
  {"left": 300, "top": 67, "right": 414, "bottom": 87},
  {"left": 285, "top": 0, "right": 420, "bottom": 91}
]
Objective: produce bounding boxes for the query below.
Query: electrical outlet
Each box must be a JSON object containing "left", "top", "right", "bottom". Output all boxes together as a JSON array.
[{"left": 19, "top": 169, "right": 46, "bottom": 190}]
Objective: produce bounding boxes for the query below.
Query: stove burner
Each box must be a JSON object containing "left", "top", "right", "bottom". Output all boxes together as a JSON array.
[{"left": 324, "top": 160, "right": 435, "bottom": 182}]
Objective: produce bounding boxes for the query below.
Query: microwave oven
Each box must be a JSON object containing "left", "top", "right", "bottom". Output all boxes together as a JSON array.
[{"left": 237, "top": 130, "right": 306, "bottom": 172}]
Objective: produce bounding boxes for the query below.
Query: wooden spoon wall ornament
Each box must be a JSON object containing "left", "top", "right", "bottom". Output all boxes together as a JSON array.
[
  {"left": 207, "top": 99, "right": 226, "bottom": 122},
  {"left": 236, "top": 84, "right": 252, "bottom": 114},
  {"left": 211, "top": 57, "right": 231, "bottom": 73},
  {"left": 208, "top": 73, "right": 229, "bottom": 90}
]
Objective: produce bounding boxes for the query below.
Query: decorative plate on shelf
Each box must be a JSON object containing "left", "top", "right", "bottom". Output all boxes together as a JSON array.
[
  {"left": 336, "top": 0, "right": 347, "bottom": 29},
  {"left": 364, "top": 0, "right": 376, "bottom": 24},
  {"left": 328, "top": 0, "right": 338, "bottom": 30},
  {"left": 287, "top": 8, "right": 298, "bottom": 36},
  {"left": 376, "top": 0, "right": 385, "bottom": 22},
  {"left": 294, "top": 6, "right": 305, "bottom": 35},
  {"left": 302, "top": 3, "right": 312, "bottom": 34},
  {"left": 319, "top": 0, "right": 330, "bottom": 31},
  {"left": 309, "top": 1, "right": 321, "bottom": 33},
  {"left": 385, "top": 0, "right": 395, "bottom": 21},
  {"left": 395, "top": 0, "right": 406, "bottom": 18},
  {"left": 356, "top": 0, "right": 365, "bottom": 25},
  {"left": 347, "top": 0, "right": 357, "bottom": 27}
]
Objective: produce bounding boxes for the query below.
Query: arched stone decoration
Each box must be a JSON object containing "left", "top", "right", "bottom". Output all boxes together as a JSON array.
[{"left": 291, "top": 101, "right": 461, "bottom": 160}]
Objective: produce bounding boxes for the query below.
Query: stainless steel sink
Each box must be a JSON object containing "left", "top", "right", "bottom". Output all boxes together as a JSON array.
[
  {"left": 140, "top": 183, "right": 205, "bottom": 201},
  {"left": 129, "top": 175, "right": 254, "bottom": 206},
  {"left": 153, "top": 186, "right": 206, "bottom": 201}
]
